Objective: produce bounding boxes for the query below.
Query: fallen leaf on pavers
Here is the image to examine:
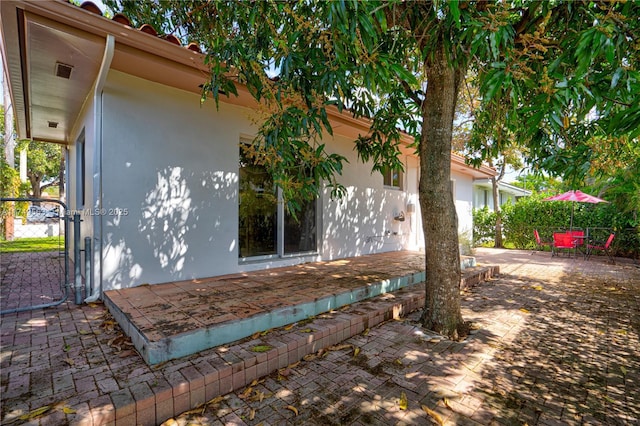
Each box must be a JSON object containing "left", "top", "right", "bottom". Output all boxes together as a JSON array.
[
  {"left": 180, "top": 404, "right": 207, "bottom": 416},
  {"left": 303, "top": 353, "right": 317, "bottom": 361},
  {"left": 249, "top": 379, "right": 264, "bottom": 387},
  {"left": 92, "top": 330, "right": 102, "bottom": 335},
  {"left": 160, "top": 418, "right": 179, "bottom": 426},
  {"left": 78, "top": 330, "right": 90, "bottom": 335},
  {"left": 152, "top": 361, "right": 169, "bottom": 370},
  {"left": 239, "top": 386, "right": 253, "bottom": 399},
  {"left": 327, "top": 343, "right": 353, "bottom": 351},
  {"left": 118, "top": 350, "right": 136, "bottom": 358},
  {"left": 421, "top": 405, "right": 445, "bottom": 425},
  {"left": 100, "top": 320, "right": 116, "bottom": 332},
  {"left": 250, "top": 345, "right": 272, "bottom": 352},
  {"left": 251, "top": 332, "right": 261, "bottom": 339},
  {"left": 363, "top": 328, "right": 370, "bottom": 336},
  {"left": 206, "top": 396, "right": 225, "bottom": 405},
  {"left": 249, "top": 409, "right": 256, "bottom": 420},
  {"left": 394, "top": 358, "right": 404, "bottom": 366},
  {"left": 399, "top": 392, "right": 408, "bottom": 410},
  {"left": 442, "top": 398, "right": 453, "bottom": 410},
  {"left": 63, "top": 344, "right": 70, "bottom": 352},
  {"left": 279, "top": 368, "right": 291, "bottom": 378},
  {"left": 298, "top": 316, "right": 315, "bottom": 326},
  {"left": 519, "top": 308, "right": 530, "bottom": 314},
  {"left": 62, "top": 406, "right": 77, "bottom": 414},
  {"left": 621, "top": 366, "right": 627, "bottom": 376},
  {"left": 87, "top": 302, "right": 102, "bottom": 308},
  {"left": 284, "top": 324, "right": 295, "bottom": 331},
  {"left": 616, "top": 329, "right": 627, "bottom": 335},
  {"left": 300, "top": 328, "right": 313, "bottom": 333},
  {"left": 260, "top": 329, "right": 272, "bottom": 336},
  {"left": 531, "top": 285, "right": 543, "bottom": 291},
  {"left": 285, "top": 405, "right": 299, "bottom": 416},
  {"left": 19, "top": 406, "right": 51, "bottom": 420},
  {"left": 64, "top": 358, "right": 75, "bottom": 366},
  {"left": 353, "top": 347, "right": 361, "bottom": 358},
  {"left": 251, "top": 391, "right": 267, "bottom": 403}
]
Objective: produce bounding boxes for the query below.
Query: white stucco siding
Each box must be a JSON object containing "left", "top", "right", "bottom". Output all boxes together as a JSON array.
[
  {"left": 92, "top": 70, "right": 478, "bottom": 290},
  {"left": 321, "top": 136, "right": 416, "bottom": 259},
  {"left": 452, "top": 171, "right": 474, "bottom": 237},
  {"left": 100, "top": 71, "right": 253, "bottom": 290}
]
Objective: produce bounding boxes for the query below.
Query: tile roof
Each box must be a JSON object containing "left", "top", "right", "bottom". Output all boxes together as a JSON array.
[{"left": 76, "top": 0, "right": 202, "bottom": 53}]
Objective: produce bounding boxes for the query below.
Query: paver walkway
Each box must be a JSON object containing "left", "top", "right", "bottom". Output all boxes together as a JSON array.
[
  {"left": 166, "top": 249, "right": 640, "bottom": 425},
  {"left": 1, "top": 248, "right": 639, "bottom": 425}
]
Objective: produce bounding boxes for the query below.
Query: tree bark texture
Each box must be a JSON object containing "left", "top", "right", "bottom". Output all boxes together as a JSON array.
[{"left": 419, "top": 43, "right": 466, "bottom": 339}]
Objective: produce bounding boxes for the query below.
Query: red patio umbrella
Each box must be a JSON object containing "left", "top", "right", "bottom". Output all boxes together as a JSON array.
[{"left": 543, "top": 190, "right": 608, "bottom": 230}]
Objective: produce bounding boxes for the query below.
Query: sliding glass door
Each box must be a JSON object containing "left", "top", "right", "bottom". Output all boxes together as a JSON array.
[{"left": 239, "top": 147, "right": 317, "bottom": 259}]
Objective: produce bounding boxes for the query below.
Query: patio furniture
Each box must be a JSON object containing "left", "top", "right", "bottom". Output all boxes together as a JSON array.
[
  {"left": 586, "top": 233, "right": 615, "bottom": 262},
  {"left": 569, "top": 230, "right": 587, "bottom": 256},
  {"left": 552, "top": 232, "right": 577, "bottom": 257},
  {"left": 534, "top": 229, "right": 552, "bottom": 252}
]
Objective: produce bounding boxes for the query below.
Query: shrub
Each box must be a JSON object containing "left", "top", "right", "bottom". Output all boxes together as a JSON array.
[{"left": 474, "top": 194, "right": 639, "bottom": 258}]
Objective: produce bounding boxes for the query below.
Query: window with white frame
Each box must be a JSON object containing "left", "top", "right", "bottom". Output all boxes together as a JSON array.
[{"left": 382, "top": 166, "right": 403, "bottom": 190}]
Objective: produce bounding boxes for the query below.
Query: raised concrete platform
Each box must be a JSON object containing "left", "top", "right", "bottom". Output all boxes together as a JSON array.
[{"left": 104, "top": 252, "right": 483, "bottom": 366}]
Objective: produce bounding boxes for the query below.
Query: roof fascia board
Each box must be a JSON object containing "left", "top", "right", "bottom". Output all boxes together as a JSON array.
[
  {"left": 20, "top": 0, "right": 208, "bottom": 73},
  {"left": 1, "top": 1, "right": 28, "bottom": 138},
  {"left": 11, "top": 0, "right": 498, "bottom": 178}
]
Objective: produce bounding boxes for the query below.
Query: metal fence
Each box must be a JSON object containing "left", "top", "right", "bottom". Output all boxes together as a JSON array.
[{"left": 1, "top": 198, "right": 72, "bottom": 314}]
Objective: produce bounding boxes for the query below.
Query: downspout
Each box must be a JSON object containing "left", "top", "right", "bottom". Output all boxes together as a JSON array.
[{"left": 85, "top": 34, "right": 114, "bottom": 303}]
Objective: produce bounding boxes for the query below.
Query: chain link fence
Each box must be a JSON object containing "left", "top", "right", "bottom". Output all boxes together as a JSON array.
[{"left": 1, "top": 198, "right": 70, "bottom": 314}]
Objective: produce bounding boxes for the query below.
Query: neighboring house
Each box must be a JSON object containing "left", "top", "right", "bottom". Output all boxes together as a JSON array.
[
  {"left": 0, "top": 0, "right": 496, "bottom": 295},
  {"left": 472, "top": 179, "right": 532, "bottom": 211}
]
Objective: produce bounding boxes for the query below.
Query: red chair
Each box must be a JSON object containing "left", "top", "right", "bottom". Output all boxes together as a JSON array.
[
  {"left": 552, "top": 232, "right": 576, "bottom": 257},
  {"left": 534, "top": 230, "right": 552, "bottom": 252},
  {"left": 569, "top": 230, "right": 585, "bottom": 246},
  {"left": 586, "top": 233, "right": 615, "bottom": 262}
]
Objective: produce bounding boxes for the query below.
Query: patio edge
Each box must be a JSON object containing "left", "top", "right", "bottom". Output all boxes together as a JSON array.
[{"left": 94, "top": 265, "right": 498, "bottom": 426}]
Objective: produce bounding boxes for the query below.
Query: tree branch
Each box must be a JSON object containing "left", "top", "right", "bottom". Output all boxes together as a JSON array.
[
  {"left": 40, "top": 179, "right": 60, "bottom": 191},
  {"left": 400, "top": 80, "right": 423, "bottom": 107},
  {"left": 602, "top": 95, "right": 633, "bottom": 108}
]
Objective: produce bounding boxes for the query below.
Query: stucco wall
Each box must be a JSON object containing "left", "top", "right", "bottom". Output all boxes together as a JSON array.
[
  {"left": 100, "top": 71, "right": 249, "bottom": 289},
  {"left": 91, "top": 70, "right": 478, "bottom": 290},
  {"left": 321, "top": 137, "right": 416, "bottom": 260},
  {"left": 453, "top": 171, "right": 474, "bottom": 237}
]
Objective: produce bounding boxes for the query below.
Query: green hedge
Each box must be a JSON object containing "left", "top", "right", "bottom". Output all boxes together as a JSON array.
[{"left": 474, "top": 194, "right": 640, "bottom": 258}]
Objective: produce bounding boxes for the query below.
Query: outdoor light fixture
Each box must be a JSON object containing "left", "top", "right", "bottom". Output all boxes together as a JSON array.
[
  {"left": 55, "top": 62, "right": 73, "bottom": 79},
  {"left": 394, "top": 211, "right": 406, "bottom": 222}
]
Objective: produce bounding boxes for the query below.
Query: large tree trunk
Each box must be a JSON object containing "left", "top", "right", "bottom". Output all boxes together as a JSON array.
[
  {"left": 28, "top": 173, "right": 42, "bottom": 199},
  {"left": 419, "top": 43, "right": 467, "bottom": 340}
]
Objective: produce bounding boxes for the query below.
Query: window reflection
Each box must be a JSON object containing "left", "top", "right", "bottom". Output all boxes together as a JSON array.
[{"left": 239, "top": 145, "right": 317, "bottom": 258}]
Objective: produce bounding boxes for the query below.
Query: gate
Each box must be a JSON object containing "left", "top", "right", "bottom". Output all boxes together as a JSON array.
[{"left": 0, "top": 198, "right": 89, "bottom": 314}]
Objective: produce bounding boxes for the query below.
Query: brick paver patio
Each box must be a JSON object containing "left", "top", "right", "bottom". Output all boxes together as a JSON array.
[{"left": 1, "top": 248, "right": 639, "bottom": 425}]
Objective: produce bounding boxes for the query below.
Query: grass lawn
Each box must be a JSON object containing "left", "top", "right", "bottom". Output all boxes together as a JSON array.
[{"left": 0, "top": 236, "right": 63, "bottom": 253}]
